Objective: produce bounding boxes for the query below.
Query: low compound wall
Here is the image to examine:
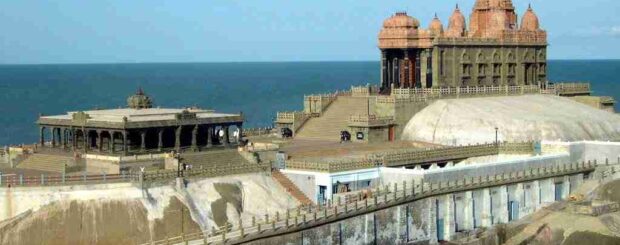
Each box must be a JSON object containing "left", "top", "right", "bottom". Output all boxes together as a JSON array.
[{"left": 542, "top": 141, "right": 620, "bottom": 164}]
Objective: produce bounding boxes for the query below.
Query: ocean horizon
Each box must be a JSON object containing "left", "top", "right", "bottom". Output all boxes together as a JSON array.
[{"left": 0, "top": 60, "right": 618, "bottom": 145}]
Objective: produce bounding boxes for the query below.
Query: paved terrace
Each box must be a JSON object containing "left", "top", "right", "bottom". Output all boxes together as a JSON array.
[
  {"left": 280, "top": 138, "right": 441, "bottom": 161},
  {"left": 284, "top": 142, "right": 535, "bottom": 173}
]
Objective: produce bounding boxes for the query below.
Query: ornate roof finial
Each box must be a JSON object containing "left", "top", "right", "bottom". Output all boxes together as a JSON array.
[
  {"left": 127, "top": 87, "right": 153, "bottom": 109},
  {"left": 456, "top": 3, "right": 460, "bottom": 10},
  {"left": 528, "top": 3, "right": 532, "bottom": 10},
  {"left": 434, "top": 13, "right": 438, "bottom": 18}
]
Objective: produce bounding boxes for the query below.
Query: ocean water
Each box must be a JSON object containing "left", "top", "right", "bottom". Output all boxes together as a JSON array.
[{"left": 0, "top": 60, "right": 618, "bottom": 145}]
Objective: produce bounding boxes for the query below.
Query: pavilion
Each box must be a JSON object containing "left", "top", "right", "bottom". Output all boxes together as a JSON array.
[{"left": 36, "top": 89, "right": 244, "bottom": 155}]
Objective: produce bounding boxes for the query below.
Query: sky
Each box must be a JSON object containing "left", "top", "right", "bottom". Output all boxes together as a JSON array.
[{"left": 0, "top": 0, "right": 619, "bottom": 64}]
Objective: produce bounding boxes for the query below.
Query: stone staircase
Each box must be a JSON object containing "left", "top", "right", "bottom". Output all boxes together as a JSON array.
[
  {"left": 180, "top": 149, "right": 260, "bottom": 170},
  {"left": 295, "top": 96, "right": 370, "bottom": 141},
  {"left": 271, "top": 170, "right": 313, "bottom": 206},
  {"left": 17, "top": 153, "right": 74, "bottom": 173}
]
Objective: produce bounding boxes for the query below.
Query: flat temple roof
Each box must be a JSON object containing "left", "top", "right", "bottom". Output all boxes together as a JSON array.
[{"left": 38, "top": 107, "right": 243, "bottom": 129}]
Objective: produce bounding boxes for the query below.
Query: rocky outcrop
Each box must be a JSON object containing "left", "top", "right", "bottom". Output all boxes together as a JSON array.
[
  {"left": 0, "top": 197, "right": 200, "bottom": 245},
  {"left": 0, "top": 173, "right": 298, "bottom": 245}
]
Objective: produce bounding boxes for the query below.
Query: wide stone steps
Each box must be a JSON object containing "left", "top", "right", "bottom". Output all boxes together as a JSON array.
[
  {"left": 180, "top": 150, "right": 256, "bottom": 169},
  {"left": 271, "top": 170, "right": 313, "bottom": 206},
  {"left": 18, "top": 154, "right": 73, "bottom": 173},
  {"left": 295, "top": 97, "right": 369, "bottom": 141}
]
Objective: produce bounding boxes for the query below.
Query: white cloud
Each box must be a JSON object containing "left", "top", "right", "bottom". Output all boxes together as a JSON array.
[{"left": 610, "top": 26, "right": 620, "bottom": 37}]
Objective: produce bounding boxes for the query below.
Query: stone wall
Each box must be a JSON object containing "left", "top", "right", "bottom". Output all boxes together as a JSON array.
[{"left": 431, "top": 45, "right": 547, "bottom": 88}]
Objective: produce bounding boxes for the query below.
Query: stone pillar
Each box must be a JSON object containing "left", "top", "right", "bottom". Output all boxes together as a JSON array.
[
  {"left": 97, "top": 130, "right": 103, "bottom": 152},
  {"left": 175, "top": 126, "right": 182, "bottom": 151},
  {"left": 562, "top": 176, "right": 570, "bottom": 200},
  {"left": 393, "top": 57, "right": 400, "bottom": 88},
  {"left": 404, "top": 49, "right": 410, "bottom": 88},
  {"left": 71, "top": 128, "right": 76, "bottom": 150},
  {"left": 157, "top": 129, "right": 163, "bottom": 152},
  {"left": 462, "top": 191, "right": 474, "bottom": 231},
  {"left": 83, "top": 129, "right": 89, "bottom": 152},
  {"left": 140, "top": 130, "right": 146, "bottom": 152},
  {"left": 39, "top": 126, "right": 45, "bottom": 146},
  {"left": 122, "top": 131, "right": 128, "bottom": 155},
  {"left": 420, "top": 50, "right": 427, "bottom": 88},
  {"left": 191, "top": 125, "right": 198, "bottom": 151},
  {"left": 512, "top": 183, "right": 524, "bottom": 221},
  {"left": 479, "top": 188, "right": 492, "bottom": 227},
  {"left": 443, "top": 194, "right": 455, "bottom": 241},
  {"left": 110, "top": 131, "right": 115, "bottom": 153},
  {"left": 386, "top": 55, "right": 392, "bottom": 89},
  {"left": 524, "top": 181, "right": 540, "bottom": 216},
  {"left": 429, "top": 198, "right": 438, "bottom": 244},
  {"left": 60, "top": 128, "right": 65, "bottom": 148},
  {"left": 497, "top": 186, "right": 509, "bottom": 224},
  {"left": 50, "top": 127, "right": 56, "bottom": 147},
  {"left": 539, "top": 178, "right": 554, "bottom": 205},
  {"left": 570, "top": 174, "right": 584, "bottom": 195},
  {"left": 223, "top": 126, "right": 230, "bottom": 146},
  {"left": 381, "top": 51, "right": 387, "bottom": 89},
  {"left": 206, "top": 126, "right": 213, "bottom": 148}
]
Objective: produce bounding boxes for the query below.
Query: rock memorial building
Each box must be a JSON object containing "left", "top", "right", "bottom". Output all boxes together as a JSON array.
[
  {"left": 379, "top": 1, "right": 547, "bottom": 91},
  {"left": 36, "top": 89, "right": 244, "bottom": 155}
]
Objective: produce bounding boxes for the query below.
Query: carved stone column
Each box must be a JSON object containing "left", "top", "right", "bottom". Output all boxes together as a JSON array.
[
  {"left": 110, "top": 131, "right": 115, "bottom": 153},
  {"left": 191, "top": 125, "right": 198, "bottom": 151},
  {"left": 175, "top": 126, "right": 182, "bottom": 151},
  {"left": 393, "top": 57, "right": 399, "bottom": 88},
  {"left": 39, "top": 126, "right": 45, "bottom": 146},
  {"left": 404, "top": 49, "right": 410, "bottom": 88},
  {"left": 83, "top": 129, "right": 89, "bottom": 152},
  {"left": 122, "top": 131, "right": 128, "bottom": 155},
  {"left": 140, "top": 130, "right": 146, "bottom": 152},
  {"left": 59, "top": 128, "right": 64, "bottom": 148},
  {"left": 381, "top": 51, "right": 387, "bottom": 89},
  {"left": 223, "top": 126, "right": 230, "bottom": 146},
  {"left": 71, "top": 128, "right": 76, "bottom": 150},
  {"left": 50, "top": 127, "right": 56, "bottom": 147},
  {"left": 206, "top": 126, "right": 213, "bottom": 148},
  {"left": 157, "top": 129, "right": 163, "bottom": 152},
  {"left": 97, "top": 130, "right": 103, "bottom": 152}
]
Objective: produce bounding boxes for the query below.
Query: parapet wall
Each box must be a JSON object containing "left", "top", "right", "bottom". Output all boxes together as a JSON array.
[{"left": 542, "top": 141, "right": 620, "bottom": 164}]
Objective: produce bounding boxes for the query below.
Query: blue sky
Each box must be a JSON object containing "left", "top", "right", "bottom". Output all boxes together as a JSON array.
[{"left": 0, "top": 0, "right": 619, "bottom": 64}]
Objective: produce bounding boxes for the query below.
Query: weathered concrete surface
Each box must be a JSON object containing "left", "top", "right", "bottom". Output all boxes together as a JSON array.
[{"left": 401, "top": 95, "right": 620, "bottom": 145}]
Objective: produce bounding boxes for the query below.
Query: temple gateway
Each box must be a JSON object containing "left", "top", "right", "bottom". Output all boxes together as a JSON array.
[{"left": 37, "top": 89, "right": 244, "bottom": 155}]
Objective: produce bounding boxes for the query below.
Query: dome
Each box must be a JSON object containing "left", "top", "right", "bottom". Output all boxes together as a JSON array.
[
  {"left": 429, "top": 14, "right": 444, "bottom": 35},
  {"left": 383, "top": 12, "right": 420, "bottom": 29},
  {"left": 446, "top": 5, "right": 466, "bottom": 37},
  {"left": 127, "top": 87, "right": 153, "bottom": 109},
  {"left": 400, "top": 95, "right": 620, "bottom": 145},
  {"left": 521, "top": 5, "right": 540, "bottom": 31}
]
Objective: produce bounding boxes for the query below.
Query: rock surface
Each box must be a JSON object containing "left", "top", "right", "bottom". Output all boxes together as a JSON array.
[{"left": 0, "top": 173, "right": 298, "bottom": 245}]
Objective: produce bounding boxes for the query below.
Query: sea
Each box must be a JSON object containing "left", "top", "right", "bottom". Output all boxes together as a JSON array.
[{"left": 0, "top": 60, "right": 618, "bottom": 146}]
